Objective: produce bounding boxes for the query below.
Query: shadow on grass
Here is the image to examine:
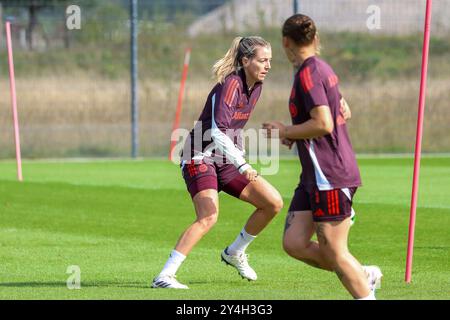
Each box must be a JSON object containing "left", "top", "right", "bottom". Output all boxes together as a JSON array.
[
  {"left": 0, "top": 281, "right": 148, "bottom": 289},
  {"left": 0, "top": 278, "right": 242, "bottom": 289}
]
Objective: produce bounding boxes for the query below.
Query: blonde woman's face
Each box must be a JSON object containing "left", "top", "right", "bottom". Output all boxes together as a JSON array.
[{"left": 242, "top": 46, "right": 272, "bottom": 84}]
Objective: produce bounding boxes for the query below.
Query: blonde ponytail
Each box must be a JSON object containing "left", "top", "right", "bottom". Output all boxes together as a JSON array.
[
  {"left": 212, "top": 37, "right": 243, "bottom": 84},
  {"left": 212, "top": 36, "right": 270, "bottom": 84}
]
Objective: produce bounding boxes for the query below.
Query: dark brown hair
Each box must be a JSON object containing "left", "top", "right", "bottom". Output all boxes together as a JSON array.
[{"left": 282, "top": 14, "right": 317, "bottom": 46}]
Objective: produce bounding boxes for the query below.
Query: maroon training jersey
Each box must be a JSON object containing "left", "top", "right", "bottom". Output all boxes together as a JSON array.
[
  {"left": 289, "top": 56, "right": 361, "bottom": 191},
  {"left": 181, "top": 69, "right": 262, "bottom": 168}
]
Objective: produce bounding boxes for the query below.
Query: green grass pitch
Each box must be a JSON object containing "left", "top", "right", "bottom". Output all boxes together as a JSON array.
[{"left": 0, "top": 157, "right": 449, "bottom": 300}]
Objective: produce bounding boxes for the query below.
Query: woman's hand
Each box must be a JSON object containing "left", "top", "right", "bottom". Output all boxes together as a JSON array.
[
  {"left": 243, "top": 167, "right": 259, "bottom": 182},
  {"left": 262, "top": 121, "right": 287, "bottom": 139},
  {"left": 340, "top": 97, "right": 352, "bottom": 120},
  {"left": 281, "top": 138, "right": 295, "bottom": 150}
]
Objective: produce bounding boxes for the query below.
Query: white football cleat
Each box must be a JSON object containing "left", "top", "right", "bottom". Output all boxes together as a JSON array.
[
  {"left": 363, "top": 265, "right": 383, "bottom": 291},
  {"left": 221, "top": 248, "right": 257, "bottom": 281},
  {"left": 151, "top": 274, "right": 189, "bottom": 289}
]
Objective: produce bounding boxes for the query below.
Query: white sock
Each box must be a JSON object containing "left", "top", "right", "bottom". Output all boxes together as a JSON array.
[
  {"left": 357, "top": 290, "right": 376, "bottom": 300},
  {"left": 227, "top": 228, "right": 257, "bottom": 255},
  {"left": 159, "top": 249, "right": 186, "bottom": 277}
]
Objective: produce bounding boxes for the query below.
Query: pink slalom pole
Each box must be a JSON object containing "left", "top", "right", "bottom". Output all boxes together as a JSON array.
[
  {"left": 6, "top": 21, "right": 23, "bottom": 182},
  {"left": 405, "top": 0, "right": 433, "bottom": 283},
  {"left": 169, "top": 47, "right": 191, "bottom": 161}
]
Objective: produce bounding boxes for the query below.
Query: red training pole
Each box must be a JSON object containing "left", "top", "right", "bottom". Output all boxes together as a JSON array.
[
  {"left": 169, "top": 47, "right": 191, "bottom": 161},
  {"left": 6, "top": 21, "right": 23, "bottom": 182},
  {"left": 405, "top": 0, "right": 433, "bottom": 283}
]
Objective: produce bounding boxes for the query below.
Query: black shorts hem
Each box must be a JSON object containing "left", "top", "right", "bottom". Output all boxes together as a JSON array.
[{"left": 313, "top": 213, "right": 352, "bottom": 223}]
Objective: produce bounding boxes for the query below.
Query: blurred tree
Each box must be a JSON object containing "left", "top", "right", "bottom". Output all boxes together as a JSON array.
[
  {"left": 137, "top": 0, "right": 228, "bottom": 21},
  {"left": 73, "top": 1, "right": 128, "bottom": 46},
  {"left": 0, "top": 0, "right": 229, "bottom": 51},
  {"left": 1, "top": 0, "right": 69, "bottom": 50}
]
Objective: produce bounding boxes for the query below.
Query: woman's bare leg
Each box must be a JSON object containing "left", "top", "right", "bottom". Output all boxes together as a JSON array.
[
  {"left": 282, "top": 211, "right": 333, "bottom": 271},
  {"left": 316, "top": 218, "right": 371, "bottom": 299}
]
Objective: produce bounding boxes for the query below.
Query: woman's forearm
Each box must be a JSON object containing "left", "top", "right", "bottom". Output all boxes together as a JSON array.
[{"left": 284, "top": 118, "right": 333, "bottom": 140}]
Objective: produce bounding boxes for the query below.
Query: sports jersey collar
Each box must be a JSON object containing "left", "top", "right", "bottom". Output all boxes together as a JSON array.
[
  {"left": 238, "top": 68, "right": 262, "bottom": 96},
  {"left": 300, "top": 55, "right": 317, "bottom": 69},
  {"left": 295, "top": 55, "right": 317, "bottom": 78}
]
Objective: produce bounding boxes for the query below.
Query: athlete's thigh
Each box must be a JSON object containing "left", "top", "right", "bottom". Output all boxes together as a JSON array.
[
  {"left": 217, "top": 164, "right": 250, "bottom": 199},
  {"left": 315, "top": 219, "right": 351, "bottom": 252},
  {"left": 182, "top": 160, "right": 219, "bottom": 219},
  {"left": 311, "top": 187, "right": 354, "bottom": 250},
  {"left": 192, "top": 189, "right": 219, "bottom": 220},
  {"left": 284, "top": 210, "right": 315, "bottom": 244},
  {"left": 238, "top": 175, "right": 282, "bottom": 209},
  {"left": 284, "top": 185, "right": 315, "bottom": 243}
]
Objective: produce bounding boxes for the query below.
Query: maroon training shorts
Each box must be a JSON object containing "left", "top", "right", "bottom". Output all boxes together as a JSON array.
[
  {"left": 288, "top": 184, "right": 357, "bottom": 222},
  {"left": 181, "top": 161, "right": 250, "bottom": 199}
]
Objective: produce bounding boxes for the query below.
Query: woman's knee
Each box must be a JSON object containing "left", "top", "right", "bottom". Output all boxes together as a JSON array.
[
  {"left": 319, "top": 245, "right": 347, "bottom": 266},
  {"left": 282, "top": 239, "right": 298, "bottom": 257},
  {"left": 193, "top": 190, "right": 219, "bottom": 231},
  {"left": 273, "top": 195, "right": 284, "bottom": 213},
  {"left": 282, "top": 235, "right": 309, "bottom": 258},
  {"left": 265, "top": 194, "right": 284, "bottom": 215},
  {"left": 197, "top": 212, "right": 219, "bottom": 231}
]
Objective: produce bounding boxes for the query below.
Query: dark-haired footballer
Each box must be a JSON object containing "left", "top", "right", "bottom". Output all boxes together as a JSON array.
[
  {"left": 263, "top": 14, "right": 382, "bottom": 300},
  {"left": 152, "top": 36, "right": 283, "bottom": 289}
]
